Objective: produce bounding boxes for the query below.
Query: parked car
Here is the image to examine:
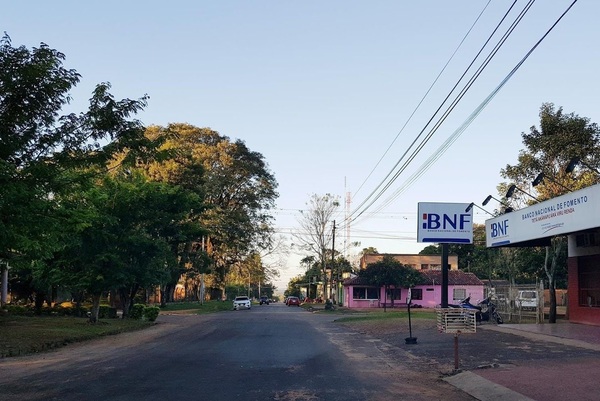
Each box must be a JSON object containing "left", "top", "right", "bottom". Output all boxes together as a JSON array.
[
  {"left": 517, "top": 290, "right": 538, "bottom": 310},
  {"left": 286, "top": 296, "right": 301, "bottom": 306},
  {"left": 259, "top": 296, "right": 270, "bottom": 305},
  {"left": 232, "top": 296, "right": 251, "bottom": 310}
]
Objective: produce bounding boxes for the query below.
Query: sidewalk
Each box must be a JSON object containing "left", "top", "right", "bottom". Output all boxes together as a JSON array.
[{"left": 444, "top": 322, "right": 600, "bottom": 401}]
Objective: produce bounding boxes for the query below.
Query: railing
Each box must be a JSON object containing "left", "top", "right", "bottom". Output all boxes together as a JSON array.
[{"left": 435, "top": 308, "right": 477, "bottom": 334}]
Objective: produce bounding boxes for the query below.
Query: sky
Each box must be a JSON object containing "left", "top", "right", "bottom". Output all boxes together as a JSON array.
[{"left": 3, "top": 1, "right": 599, "bottom": 292}]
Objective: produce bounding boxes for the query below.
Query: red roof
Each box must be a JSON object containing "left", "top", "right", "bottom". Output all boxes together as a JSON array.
[{"left": 343, "top": 269, "right": 483, "bottom": 287}]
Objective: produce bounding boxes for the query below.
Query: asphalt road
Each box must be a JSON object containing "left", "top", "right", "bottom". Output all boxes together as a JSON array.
[{"left": 0, "top": 303, "right": 473, "bottom": 401}]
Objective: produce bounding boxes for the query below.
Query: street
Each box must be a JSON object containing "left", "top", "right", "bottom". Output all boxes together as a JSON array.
[{"left": 0, "top": 304, "right": 471, "bottom": 401}]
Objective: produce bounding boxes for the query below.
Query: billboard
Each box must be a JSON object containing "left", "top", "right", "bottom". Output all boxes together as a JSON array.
[
  {"left": 417, "top": 202, "right": 473, "bottom": 244},
  {"left": 485, "top": 184, "right": 600, "bottom": 247}
]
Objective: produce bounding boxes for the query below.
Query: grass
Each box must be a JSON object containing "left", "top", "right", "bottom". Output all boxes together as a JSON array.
[
  {"left": 0, "top": 315, "right": 153, "bottom": 358},
  {"left": 158, "top": 300, "right": 233, "bottom": 314},
  {"left": 0, "top": 300, "right": 234, "bottom": 358},
  {"left": 333, "top": 309, "right": 437, "bottom": 323}
]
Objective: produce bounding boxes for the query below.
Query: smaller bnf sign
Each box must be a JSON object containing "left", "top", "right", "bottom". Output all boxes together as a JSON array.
[{"left": 417, "top": 202, "right": 473, "bottom": 244}]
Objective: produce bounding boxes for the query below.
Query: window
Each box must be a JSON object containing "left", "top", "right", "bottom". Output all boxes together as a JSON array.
[
  {"left": 420, "top": 264, "right": 428, "bottom": 270},
  {"left": 352, "top": 287, "right": 379, "bottom": 300},
  {"left": 453, "top": 288, "right": 466, "bottom": 301},
  {"left": 410, "top": 288, "right": 423, "bottom": 300}
]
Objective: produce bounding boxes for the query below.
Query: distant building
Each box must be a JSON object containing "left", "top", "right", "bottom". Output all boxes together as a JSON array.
[
  {"left": 359, "top": 253, "right": 459, "bottom": 271},
  {"left": 343, "top": 269, "right": 484, "bottom": 309}
]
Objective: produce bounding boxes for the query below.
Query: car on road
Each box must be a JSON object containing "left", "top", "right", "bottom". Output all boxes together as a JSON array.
[
  {"left": 259, "top": 296, "right": 270, "bottom": 305},
  {"left": 286, "top": 296, "right": 301, "bottom": 306},
  {"left": 232, "top": 296, "right": 251, "bottom": 310}
]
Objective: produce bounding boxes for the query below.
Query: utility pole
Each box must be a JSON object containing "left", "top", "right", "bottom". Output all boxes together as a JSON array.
[{"left": 331, "top": 220, "right": 335, "bottom": 301}]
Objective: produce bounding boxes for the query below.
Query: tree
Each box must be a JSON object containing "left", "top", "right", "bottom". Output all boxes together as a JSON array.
[
  {"left": 0, "top": 35, "right": 158, "bottom": 312},
  {"left": 141, "top": 124, "right": 278, "bottom": 301},
  {"left": 500, "top": 103, "right": 600, "bottom": 322},
  {"left": 359, "top": 255, "right": 424, "bottom": 312},
  {"left": 294, "top": 194, "right": 340, "bottom": 300}
]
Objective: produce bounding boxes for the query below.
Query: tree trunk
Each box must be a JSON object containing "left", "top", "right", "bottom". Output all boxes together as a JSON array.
[
  {"left": 119, "top": 288, "right": 131, "bottom": 319},
  {"left": 545, "top": 238, "right": 564, "bottom": 324},
  {"left": 160, "top": 285, "right": 167, "bottom": 308},
  {"left": 548, "top": 281, "right": 557, "bottom": 323},
  {"left": 89, "top": 293, "right": 101, "bottom": 323}
]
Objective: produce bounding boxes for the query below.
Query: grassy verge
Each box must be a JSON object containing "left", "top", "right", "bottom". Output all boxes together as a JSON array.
[
  {"left": 0, "top": 301, "right": 234, "bottom": 358},
  {"left": 333, "top": 309, "right": 437, "bottom": 323},
  {"left": 0, "top": 315, "right": 153, "bottom": 358},
  {"left": 158, "top": 300, "right": 233, "bottom": 314}
]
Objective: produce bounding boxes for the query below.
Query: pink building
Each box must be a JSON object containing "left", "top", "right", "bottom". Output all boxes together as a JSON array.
[{"left": 342, "top": 270, "right": 484, "bottom": 309}]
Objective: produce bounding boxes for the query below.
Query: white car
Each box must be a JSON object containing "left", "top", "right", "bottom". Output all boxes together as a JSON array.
[{"left": 233, "top": 296, "right": 251, "bottom": 310}]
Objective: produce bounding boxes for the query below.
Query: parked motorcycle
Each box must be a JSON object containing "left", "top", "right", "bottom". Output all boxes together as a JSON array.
[
  {"left": 479, "top": 296, "right": 504, "bottom": 324},
  {"left": 448, "top": 296, "right": 503, "bottom": 324}
]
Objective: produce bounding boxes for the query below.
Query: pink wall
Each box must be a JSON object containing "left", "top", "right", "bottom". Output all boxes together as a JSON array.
[{"left": 344, "top": 284, "right": 484, "bottom": 309}]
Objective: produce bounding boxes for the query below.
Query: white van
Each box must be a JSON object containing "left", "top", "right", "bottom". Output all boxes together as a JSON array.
[{"left": 517, "top": 290, "right": 538, "bottom": 310}]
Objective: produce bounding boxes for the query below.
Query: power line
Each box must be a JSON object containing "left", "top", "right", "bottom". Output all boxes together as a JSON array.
[{"left": 350, "top": 0, "right": 531, "bottom": 224}]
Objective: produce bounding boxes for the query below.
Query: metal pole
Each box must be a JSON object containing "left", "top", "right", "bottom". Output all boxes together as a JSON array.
[
  {"left": 331, "top": 220, "right": 335, "bottom": 301},
  {"left": 442, "top": 243, "right": 449, "bottom": 308},
  {"left": 454, "top": 333, "right": 459, "bottom": 370}
]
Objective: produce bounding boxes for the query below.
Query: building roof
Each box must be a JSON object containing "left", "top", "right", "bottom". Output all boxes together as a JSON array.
[
  {"left": 343, "top": 269, "right": 484, "bottom": 287},
  {"left": 420, "top": 270, "right": 484, "bottom": 286}
]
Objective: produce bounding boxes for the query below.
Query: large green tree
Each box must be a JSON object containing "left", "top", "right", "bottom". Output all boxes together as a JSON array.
[
  {"left": 141, "top": 124, "right": 278, "bottom": 300},
  {"left": 0, "top": 35, "right": 157, "bottom": 307},
  {"left": 500, "top": 102, "right": 600, "bottom": 322}
]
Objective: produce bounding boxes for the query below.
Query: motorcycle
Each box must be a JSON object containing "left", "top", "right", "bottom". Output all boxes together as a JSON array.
[
  {"left": 448, "top": 296, "right": 503, "bottom": 324},
  {"left": 478, "top": 296, "right": 504, "bottom": 324}
]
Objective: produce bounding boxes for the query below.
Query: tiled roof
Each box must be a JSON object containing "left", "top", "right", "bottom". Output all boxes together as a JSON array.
[
  {"left": 343, "top": 269, "right": 483, "bottom": 286},
  {"left": 420, "top": 270, "right": 484, "bottom": 286}
]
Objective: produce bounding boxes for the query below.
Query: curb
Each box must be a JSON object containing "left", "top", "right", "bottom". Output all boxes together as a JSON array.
[{"left": 444, "top": 371, "right": 535, "bottom": 401}]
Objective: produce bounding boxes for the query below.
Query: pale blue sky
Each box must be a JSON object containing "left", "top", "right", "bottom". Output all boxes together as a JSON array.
[{"left": 4, "top": 1, "right": 598, "bottom": 289}]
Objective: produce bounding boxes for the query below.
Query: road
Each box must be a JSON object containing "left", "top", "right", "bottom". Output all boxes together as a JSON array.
[{"left": 0, "top": 303, "right": 473, "bottom": 401}]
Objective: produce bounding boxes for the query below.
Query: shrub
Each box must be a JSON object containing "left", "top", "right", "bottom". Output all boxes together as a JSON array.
[
  {"left": 143, "top": 306, "right": 160, "bottom": 322},
  {"left": 130, "top": 304, "right": 145, "bottom": 320},
  {"left": 98, "top": 305, "right": 118, "bottom": 319},
  {"left": 5, "top": 305, "right": 30, "bottom": 316}
]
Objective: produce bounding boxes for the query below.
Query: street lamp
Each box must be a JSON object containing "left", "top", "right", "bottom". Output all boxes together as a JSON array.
[
  {"left": 482, "top": 195, "right": 513, "bottom": 213},
  {"left": 505, "top": 184, "right": 540, "bottom": 202},
  {"left": 566, "top": 157, "right": 600, "bottom": 175},
  {"left": 465, "top": 202, "right": 493, "bottom": 216},
  {"left": 532, "top": 172, "right": 573, "bottom": 192}
]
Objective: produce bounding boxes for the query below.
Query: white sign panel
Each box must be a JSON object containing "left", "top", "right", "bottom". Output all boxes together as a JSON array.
[
  {"left": 417, "top": 202, "right": 473, "bottom": 244},
  {"left": 485, "top": 184, "right": 600, "bottom": 247}
]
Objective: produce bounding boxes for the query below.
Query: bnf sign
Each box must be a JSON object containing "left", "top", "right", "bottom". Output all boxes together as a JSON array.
[{"left": 417, "top": 202, "right": 473, "bottom": 244}]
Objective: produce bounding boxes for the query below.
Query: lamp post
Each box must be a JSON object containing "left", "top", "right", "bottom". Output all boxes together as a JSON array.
[
  {"left": 532, "top": 172, "right": 573, "bottom": 193},
  {"left": 505, "top": 184, "right": 540, "bottom": 202},
  {"left": 566, "top": 157, "right": 600, "bottom": 175},
  {"left": 465, "top": 202, "right": 493, "bottom": 216},
  {"left": 482, "top": 195, "right": 513, "bottom": 213}
]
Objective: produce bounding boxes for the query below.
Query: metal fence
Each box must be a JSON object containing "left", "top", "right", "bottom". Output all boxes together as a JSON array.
[{"left": 485, "top": 281, "right": 544, "bottom": 323}]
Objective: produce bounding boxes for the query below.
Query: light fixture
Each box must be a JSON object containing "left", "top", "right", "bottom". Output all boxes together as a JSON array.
[
  {"left": 532, "top": 172, "right": 573, "bottom": 192},
  {"left": 566, "top": 157, "right": 600, "bottom": 174},
  {"left": 482, "top": 195, "right": 513, "bottom": 213},
  {"left": 465, "top": 202, "right": 493, "bottom": 216},
  {"left": 506, "top": 184, "right": 540, "bottom": 202}
]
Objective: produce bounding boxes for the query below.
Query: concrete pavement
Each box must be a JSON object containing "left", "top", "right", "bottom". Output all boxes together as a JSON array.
[{"left": 443, "top": 322, "right": 600, "bottom": 401}]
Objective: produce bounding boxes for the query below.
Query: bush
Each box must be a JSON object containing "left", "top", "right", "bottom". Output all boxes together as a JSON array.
[
  {"left": 5, "top": 305, "right": 30, "bottom": 316},
  {"left": 98, "top": 305, "right": 118, "bottom": 319},
  {"left": 130, "top": 304, "right": 145, "bottom": 320},
  {"left": 143, "top": 306, "right": 160, "bottom": 322}
]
